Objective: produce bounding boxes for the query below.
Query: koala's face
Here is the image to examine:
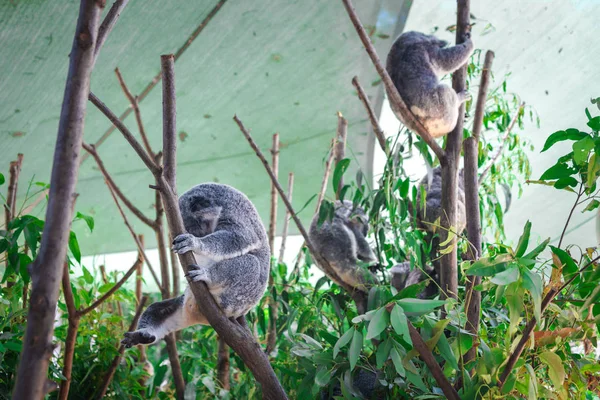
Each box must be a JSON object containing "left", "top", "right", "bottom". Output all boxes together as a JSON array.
[{"left": 180, "top": 194, "right": 222, "bottom": 237}]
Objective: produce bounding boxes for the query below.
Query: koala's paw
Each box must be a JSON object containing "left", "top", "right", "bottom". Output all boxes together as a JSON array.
[
  {"left": 457, "top": 90, "right": 472, "bottom": 103},
  {"left": 185, "top": 263, "right": 210, "bottom": 283},
  {"left": 121, "top": 330, "right": 156, "bottom": 348},
  {"left": 172, "top": 233, "right": 199, "bottom": 254}
]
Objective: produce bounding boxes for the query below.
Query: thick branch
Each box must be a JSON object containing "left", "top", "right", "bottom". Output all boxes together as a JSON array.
[
  {"left": 13, "top": 1, "right": 104, "bottom": 398},
  {"left": 82, "top": 142, "right": 157, "bottom": 229},
  {"left": 278, "top": 173, "right": 294, "bottom": 265},
  {"left": 439, "top": 0, "right": 471, "bottom": 304},
  {"left": 334, "top": 113, "right": 347, "bottom": 199},
  {"left": 161, "top": 54, "right": 177, "bottom": 189},
  {"left": 352, "top": 77, "right": 387, "bottom": 155},
  {"left": 340, "top": 0, "right": 445, "bottom": 161},
  {"left": 478, "top": 103, "right": 524, "bottom": 184},
  {"left": 408, "top": 323, "right": 460, "bottom": 400},
  {"left": 96, "top": 296, "right": 148, "bottom": 399},
  {"left": 266, "top": 133, "right": 279, "bottom": 355}
]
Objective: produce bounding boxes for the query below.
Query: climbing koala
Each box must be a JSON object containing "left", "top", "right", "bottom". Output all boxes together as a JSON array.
[
  {"left": 309, "top": 200, "right": 378, "bottom": 292},
  {"left": 415, "top": 166, "right": 466, "bottom": 235},
  {"left": 121, "top": 183, "right": 269, "bottom": 347},
  {"left": 386, "top": 31, "right": 474, "bottom": 138}
]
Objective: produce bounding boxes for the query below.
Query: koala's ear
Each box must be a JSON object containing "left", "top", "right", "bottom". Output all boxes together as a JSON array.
[{"left": 436, "top": 39, "right": 449, "bottom": 48}]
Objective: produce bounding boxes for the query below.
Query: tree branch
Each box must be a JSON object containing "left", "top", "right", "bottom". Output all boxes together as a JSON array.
[
  {"left": 82, "top": 142, "right": 157, "bottom": 229},
  {"left": 352, "top": 77, "right": 387, "bottom": 155},
  {"left": 278, "top": 173, "right": 294, "bottom": 265},
  {"left": 58, "top": 264, "right": 80, "bottom": 400},
  {"left": 161, "top": 54, "right": 177, "bottom": 189},
  {"left": 334, "top": 113, "right": 347, "bottom": 199},
  {"left": 266, "top": 133, "right": 279, "bottom": 355},
  {"left": 340, "top": 0, "right": 445, "bottom": 161},
  {"left": 4, "top": 154, "right": 23, "bottom": 226},
  {"left": 216, "top": 337, "right": 231, "bottom": 390},
  {"left": 93, "top": 0, "right": 129, "bottom": 64},
  {"left": 14, "top": 1, "right": 105, "bottom": 397}
]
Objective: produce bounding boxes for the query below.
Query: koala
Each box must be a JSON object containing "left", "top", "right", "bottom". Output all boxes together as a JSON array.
[
  {"left": 309, "top": 200, "right": 378, "bottom": 292},
  {"left": 320, "top": 369, "right": 383, "bottom": 400},
  {"left": 121, "top": 183, "right": 269, "bottom": 347},
  {"left": 389, "top": 261, "right": 437, "bottom": 299},
  {"left": 415, "top": 166, "right": 466, "bottom": 235},
  {"left": 386, "top": 31, "right": 474, "bottom": 138}
]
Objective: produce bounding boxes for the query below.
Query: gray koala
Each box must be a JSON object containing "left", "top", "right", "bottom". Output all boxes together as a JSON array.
[
  {"left": 386, "top": 31, "right": 474, "bottom": 138},
  {"left": 415, "top": 166, "right": 466, "bottom": 235},
  {"left": 121, "top": 183, "right": 269, "bottom": 347},
  {"left": 309, "top": 200, "right": 377, "bottom": 292}
]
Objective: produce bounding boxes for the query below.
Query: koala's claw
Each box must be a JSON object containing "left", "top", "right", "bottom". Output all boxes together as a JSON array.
[
  {"left": 172, "top": 233, "right": 197, "bottom": 254},
  {"left": 121, "top": 330, "right": 156, "bottom": 348},
  {"left": 185, "top": 263, "right": 210, "bottom": 283}
]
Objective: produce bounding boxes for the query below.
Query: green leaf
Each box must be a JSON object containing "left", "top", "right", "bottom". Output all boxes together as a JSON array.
[
  {"left": 332, "top": 158, "right": 351, "bottom": 195},
  {"left": 333, "top": 328, "right": 354, "bottom": 358},
  {"left": 525, "top": 363, "right": 538, "bottom": 400},
  {"left": 541, "top": 129, "right": 587, "bottom": 152},
  {"left": 348, "top": 329, "right": 362, "bottom": 371},
  {"left": 587, "top": 153, "right": 600, "bottom": 188},
  {"left": 490, "top": 265, "right": 520, "bottom": 286},
  {"left": 466, "top": 253, "right": 513, "bottom": 276},
  {"left": 587, "top": 116, "right": 600, "bottom": 132},
  {"left": 68, "top": 231, "right": 81, "bottom": 264},
  {"left": 75, "top": 212, "right": 95, "bottom": 232},
  {"left": 396, "top": 298, "right": 446, "bottom": 316},
  {"left": 522, "top": 268, "right": 542, "bottom": 322},
  {"left": 375, "top": 337, "right": 392, "bottom": 368},
  {"left": 539, "top": 351, "right": 565, "bottom": 389},
  {"left": 550, "top": 246, "right": 579, "bottom": 283},
  {"left": 296, "top": 193, "right": 317, "bottom": 215},
  {"left": 390, "top": 305, "right": 411, "bottom": 345},
  {"left": 572, "top": 135, "right": 595, "bottom": 165},
  {"left": 0, "top": 238, "right": 8, "bottom": 253},
  {"left": 554, "top": 176, "right": 579, "bottom": 189},
  {"left": 583, "top": 199, "right": 600, "bottom": 212},
  {"left": 0, "top": 173, "right": 4, "bottom": 185},
  {"left": 317, "top": 200, "right": 334, "bottom": 227},
  {"left": 366, "top": 307, "right": 389, "bottom": 340},
  {"left": 391, "top": 280, "right": 428, "bottom": 301},
  {"left": 522, "top": 238, "right": 550, "bottom": 260},
  {"left": 390, "top": 347, "right": 405, "bottom": 376},
  {"left": 515, "top": 221, "right": 531, "bottom": 257},
  {"left": 315, "top": 366, "right": 332, "bottom": 387},
  {"left": 82, "top": 265, "right": 93, "bottom": 285},
  {"left": 539, "top": 162, "right": 576, "bottom": 181}
]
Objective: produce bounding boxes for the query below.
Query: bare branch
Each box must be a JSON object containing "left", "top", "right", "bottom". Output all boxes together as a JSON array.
[
  {"left": 334, "top": 113, "right": 347, "bottom": 199},
  {"left": 82, "top": 142, "right": 157, "bottom": 229},
  {"left": 340, "top": 0, "right": 445, "bottom": 161},
  {"left": 278, "top": 173, "right": 294, "bottom": 265},
  {"left": 4, "top": 154, "right": 23, "bottom": 226},
  {"left": 352, "top": 77, "right": 387, "bottom": 155},
  {"left": 96, "top": 296, "right": 148, "bottom": 399},
  {"left": 94, "top": 0, "right": 129, "bottom": 64},
  {"left": 164, "top": 334, "right": 186, "bottom": 397},
  {"left": 161, "top": 54, "right": 177, "bottom": 189},
  {"left": 478, "top": 103, "right": 525, "bottom": 184},
  {"left": 266, "top": 133, "right": 279, "bottom": 355},
  {"left": 169, "top": 232, "right": 181, "bottom": 297},
  {"left": 216, "top": 337, "right": 231, "bottom": 390},
  {"left": 14, "top": 1, "right": 104, "bottom": 397},
  {"left": 472, "top": 51, "right": 495, "bottom": 142},
  {"left": 58, "top": 263, "right": 80, "bottom": 400}
]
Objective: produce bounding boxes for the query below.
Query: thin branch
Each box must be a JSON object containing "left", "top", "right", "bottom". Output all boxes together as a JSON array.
[
  {"left": 93, "top": 0, "right": 129, "bottom": 64},
  {"left": 155, "top": 194, "right": 171, "bottom": 299},
  {"left": 278, "top": 173, "right": 294, "bottom": 265},
  {"left": 103, "top": 177, "right": 162, "bottom": 289},
  {"left": 4, "top": 154, "right": 23, "bottom": 226},
  {"left": 352, "top": 77, "right": 387, "bottom": 155},
  {"left": 408, "top": 323, "right": 460, "bottom": 400},
  {"left": 161, "top": 54, "right": 177, "bottom": 189},
  {"left": 216, "top": 337, "right": 231, "bottom": 390},
  {"left": 472, "top": 51, "right": 495, "bottom": 142},
  {"left": 169, "top": 232, "right": 181, "bottom": 297},
  {"left": 58, "top": 263, "right": 80, "bottom": 400},
  {"left": 334, "top": 112, "right": 347, "bottom": 199},
  {"left": 13, "top": 1, "right": 104, "bottom": 397},
  {"left": 478, "top": 103, "right": 524, "bottom": 184},
  {"left": 266, "top": 133, "right": 280, "bottom": 355},
  {"left": 164, "top": 334, "right": 186, "bottom": 397},
  {"left": 96, "top": 296, "right": 148, "bottom": 399},
  {"left": 340, "top": 0, "right": 445, "bottom": 161},
  {"left": 114, "top": 67, "right": 154, "bottom": 156},
  {"left": 82, "top": 142, "right": 157, "bottom": 229},
  {"left": 88, "top": 92, "right": 160, "bottom": 175}
]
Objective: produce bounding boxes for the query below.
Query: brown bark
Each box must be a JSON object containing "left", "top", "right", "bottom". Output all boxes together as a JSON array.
[
  {"left": 169, "top": 233, "right": 181, "bottom": 296},
  {"left": 93, "top": 0, "right": 129, "bottom": 64},
  {"left": 340, "top": 0, "right": 445, "bottom": 161},
  {"left": 217, "top": 337, "right": 231, "bottom": 390},
  {"left": 12, "top": 2, "right": 105, "bottom": 398},
  {"left": 161, "top": 54, "right": 177, "bottom": 189},
  {"left": 266, "top": 133, "right": 279, "bottom": 355},
  {"left": 439, "top": 0, "right": 471, "bottom": 305},
  {"left": 4, "top": 154, "right": 23, "bottom": 226},
  {"left": 96, "top": 296, "right": 148, "bottom": 399},
  {"left": 278, "top": 173, "right": 294, "bottom": 265},
  {"left": 334, "top": 113, "right": 348, "bottom": 199},
  {"left": 352, "top": 77, "right": 387, "bottom": 155}
]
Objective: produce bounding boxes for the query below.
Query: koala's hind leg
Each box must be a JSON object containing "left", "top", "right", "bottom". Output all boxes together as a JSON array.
[{"left": 121, "top": 287, "right": 208, "bottom": 348}]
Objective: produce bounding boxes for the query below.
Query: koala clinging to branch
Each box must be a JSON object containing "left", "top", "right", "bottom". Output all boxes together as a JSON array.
[
  {"left": 386, "top": 31, "right": 474, "bottom": 138},
  {"left": 309, "top": 200, "right": 378, "bottom": 292},
  {"left": 121, "top": 183, "right": 269, "bottom": 347}
]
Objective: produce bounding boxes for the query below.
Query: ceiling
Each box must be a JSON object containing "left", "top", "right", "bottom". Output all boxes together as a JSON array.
[
  {"left": 0, "top": 0, "right": 408, "bottom": 255},
  {"left": 2, "top": 0, "right": 598, "bottom": 257}
]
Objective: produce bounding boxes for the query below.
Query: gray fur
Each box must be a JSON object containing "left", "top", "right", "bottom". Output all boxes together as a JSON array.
[
  {"left": 415, "top": 167, "right": 466, "bottom": 234},
  {"left": 122, "top": 183, "right": 269, "bottom": 347},
  {"left": 386, "top": 31, "right": 474, "bottom": 138},
  {"left": 309, "top": 200, "right": 377, "bottom": 292},
  {"left": 389, "top": 262, "right": 437, "bottom": 299}
]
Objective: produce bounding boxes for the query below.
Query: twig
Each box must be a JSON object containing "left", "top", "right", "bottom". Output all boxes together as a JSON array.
[
  {"left": 266, "top": 133, "right": 280, "bottom": 355},
  {"left": 217, "top": 337, "right": 231, "bottom": 390},
  {"left": 82, "top": 142, "right": 157, "bottom": 229},
  {"left": 96, "top": 296, "right": 148, "bottom": 399},
  {"left": 334, "top": 112, "right": 348, "bottom": 199},
  {"left": 439, "top": 0, "right": 471, "bottom": 306},
  {"left": 408, "top": 323, "right": 460, "bottom": 400},
  {"left": 93, "top": 0, "right": 129, "bottom": 64},
  {"left": 114, "top": 68, "right": 154, "bottom": 156},
  {"left": 460, "top": 51, "right": 494, "bottom": 375},
  {"left": 352, "top": 77, "right": 387, "bottom": 155},
  {"left": 103, "top": 177, "right": 162, "bottom": 290},
  {"left": 13, "top": 1, "right": 105, "bottom": 397},
  {"left": 478, "top": 103, "right": 525, "bottom": 184},
  {"left": 278, "top": 173, "right": 294, "bottom": 265},
  {"left": 340, "top": 0, "right": 445, "bottom": 161},
  {"left": 4, "top": 154, "right": 23, "bottom": 226}
]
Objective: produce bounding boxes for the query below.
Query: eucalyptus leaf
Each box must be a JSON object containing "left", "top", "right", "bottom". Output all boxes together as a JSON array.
[
  {"left": 541, "top": 129, "right": 586, "bottom": 152},
  {"left": 349, "top": 329, "right": 362, "bottom": 371},
  {"left": 390, "top": 305, "right": 411, "bottom": 345},
  {"left": 333, "top": 328, "right": 354, "bottom": 358},
  {"left": 539, "top": 351, "right": 565, "bottom": 389},
  {"left": 366, "top": 307, "right": 389, "bottom": 340},
  {"left": 396, "top": 298, "right": 446, "bottom": 316},
  {"left": 515, "top": 221, "right": 531, "bottom": 257}
]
